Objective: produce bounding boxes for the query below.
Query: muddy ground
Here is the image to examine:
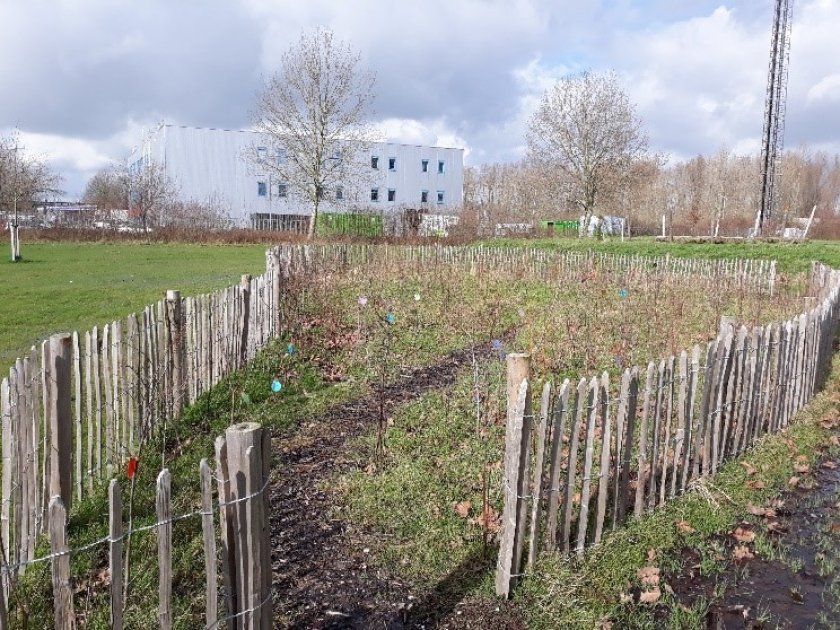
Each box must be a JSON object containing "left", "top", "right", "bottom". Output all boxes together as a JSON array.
[
  {"left": 268, "top": 340, "right": 523, "bottom": 629},
  {"left": 668, "top": 454, "right": 840, "bottom": 629}
]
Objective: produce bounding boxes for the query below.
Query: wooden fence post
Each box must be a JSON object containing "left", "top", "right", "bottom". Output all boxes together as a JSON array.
[
  {"left": 157, "top": 469, "right": 172, "bottom": 630},
  {"left": 109, "top": 479, "right": 123, "bottom": 630},
  {"left": 48, "top": 497, "right": 74, "bottom": 629},
  {"left": 166, "top": 291, "right": 184, "bottom": 418},
  {"left": 218, "top": 422, "right": 272, "bottom": 629},
  {"left": 239, "top": 275, "right": 251, "bottom": 367},
  {"left": 200, "top": 459, "right": 219, "bottom": 626},
  {"left": 48, "top": 334, "right": 73, "bottom": 514},
  {"left": 495, "top": 353, "right": 532, "bottom": 598}
]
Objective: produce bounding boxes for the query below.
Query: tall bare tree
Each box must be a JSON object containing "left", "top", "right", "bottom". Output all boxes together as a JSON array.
[
  {"left": 250, "top": 29, "right": 376, "bottom": 239},
  {"left": 527, "top": 71, "right": 649, "bottom": 231},
  {"left": 83, "top": 167, "right": 128, "bottom": 214},
  {"left": 124, "top": 160, "right": 178, "bottom": 232}
]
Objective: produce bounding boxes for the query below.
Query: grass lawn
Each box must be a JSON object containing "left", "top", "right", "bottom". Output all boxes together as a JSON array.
[
  {"left": 0, "top": 242, "right": 267, "bottom": 365},
  {"left": 489, "top": 236, "right": 840, "bottom": 274}
]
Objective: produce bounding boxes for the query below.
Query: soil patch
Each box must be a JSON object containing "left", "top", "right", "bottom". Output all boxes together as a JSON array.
[{"left": 268, "top": 339, "right": 519, "bottom": 629}]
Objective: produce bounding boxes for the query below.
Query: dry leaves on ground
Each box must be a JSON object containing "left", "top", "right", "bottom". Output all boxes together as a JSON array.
[
  {"left": 639, "top": 587, "right": 661, "bottom": 604},
  {"left": 747, "top": 479, "right": 766, "bottom": 490},
  {"left": 637, "top": 566, "right": 660, "bottom": 587},
  {"left": 733, "top": 545, "right": 754, "bottom": 561},
  {"left": 732, "top": 526, "right": 756, "bottom": 543},
  {"left": 453, "top": 500, "right": 471, "bottom": 518},
  {"left": 788, "top": 476, "right": 801, "bottom": 488},
  {"left": 676, "top": 520, "right": 696, "bottom": 534},
  {"left": 469, "top": 506, "right": 501, "bottom": 534}
]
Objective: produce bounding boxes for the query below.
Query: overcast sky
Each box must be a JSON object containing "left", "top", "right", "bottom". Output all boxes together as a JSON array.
[{"left": 2, "top": 0, "right": 839, "bottom": 199}]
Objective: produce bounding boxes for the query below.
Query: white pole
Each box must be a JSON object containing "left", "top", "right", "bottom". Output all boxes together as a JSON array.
[{"left": 801, "top": 204, "right": 817, "bottom": 241}]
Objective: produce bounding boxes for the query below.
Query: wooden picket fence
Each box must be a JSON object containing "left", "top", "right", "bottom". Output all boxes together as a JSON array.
[
  {"left": 0, "top": 242, "right": 789, "bottom": 625},
  {"left": 495, "top": 262, "right": 840, "bottom": 597},
  {"left": 0, "top": 420, "right": 272, "bottom": 630},
  {"left": 269, "top": 243, "right": 778, "bottom": 295},
  {"left": 0, "top": 249, "right": 286, "bottom": 593}
]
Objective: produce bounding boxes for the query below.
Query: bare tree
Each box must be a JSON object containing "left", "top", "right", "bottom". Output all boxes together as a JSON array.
[
  {"left": 83, "top": 167, "right": 128, "bottom": 215},
  {"left": 527, "top": 71, "right": 649, "bottom": 231},
  {"left": 124, "top": 160, "right": 178, "bottom": 232},
  {"left": 250, "top": 29, "right": 377, "bottom": 239},
  {"left": 0, "top": 130, "right": 62, "bottom": 260}
]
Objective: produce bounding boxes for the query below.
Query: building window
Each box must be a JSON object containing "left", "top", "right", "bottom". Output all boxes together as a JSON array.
[
  {"left": 276, "top": 148, "right": 286, "bottom": 165},
  {"left": 257, "top": 181, "right": 267, "bottom": 197},
  {"left": 388, "top": 157, "right": 396, "bottom": 171},
  {"left": 277, "top": 183, "right": 288, "bottom": 198},
  {"left": 438, "top": 160, "right": 445, "bottom": 174},
  {"left": 371, "top": 156, "right": 379, "bottom": 169},
  {"left": 257, "top": 146, "right": 267, "bottom": 162},
  {"left": 336, "top": 186, "right": 343, "bottom": 201},
  {"left": 371, "top": 188, "right": 379, "bottom": 202},
  {"left": 437, "top": 190, "right": 445, "bottom": 205},
  {"left": 421, "top": 190, "right": 429, "bottom": 203},
  {"left": 421, "top": 159, "right": 429, "bottom": 173},
  {"left": 388, "top": 189, "right": 396, "bottom": 202}
]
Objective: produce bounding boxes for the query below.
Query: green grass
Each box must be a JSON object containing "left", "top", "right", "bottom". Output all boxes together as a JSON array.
[
  {"left": 487, "top": 236, "right": 840, "bottom": 274},
  {"left": 0, "top": 242, "right": 266, "bottom": 365}
]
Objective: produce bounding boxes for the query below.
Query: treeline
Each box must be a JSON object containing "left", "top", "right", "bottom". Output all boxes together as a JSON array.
[{"left": 465, "top": 147, "right": 840, "bottom": 238}]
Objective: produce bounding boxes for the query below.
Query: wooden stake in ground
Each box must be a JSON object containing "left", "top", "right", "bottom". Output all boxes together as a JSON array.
[{"left": 48, "top": 334, "right": 73, "bottom": 513}]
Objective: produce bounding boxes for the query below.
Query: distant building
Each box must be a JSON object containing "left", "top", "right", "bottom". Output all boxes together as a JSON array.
[{"left": 129, "top": 124, "right": 464, "bottom": 229}]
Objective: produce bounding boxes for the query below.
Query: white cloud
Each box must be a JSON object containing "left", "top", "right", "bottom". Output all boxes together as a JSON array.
[{"left": 2, "top": 0, "right": 840, "bottom": 197}]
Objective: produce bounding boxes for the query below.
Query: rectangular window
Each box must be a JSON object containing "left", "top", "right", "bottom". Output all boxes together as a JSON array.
[
  {"left": 437, "top": 190, "right": 445, "bottom": 204},
  {"left": 438, "top": 160, "right": 445, "bottom": 174},
  {"left": 276, "top": 148, "right": 286, "bottom": 165},
  {"left": 277, "top": 183, "right": 288, "bottom": 198},
  {"left": 371, "top": 188, "right": 379, "bottom": 202},
  {"left": 388, "top": 157, "right": 396, "bottom": 171},
  {"left": 421, "top": 159, "right": 429, "bottom": 173},
  {"left": 388, "top": 189, "right": 396, "bottom": 202},
  {"left": 257, "top": 146, "right": 267, "bottom": 162},
  {"left": 257, "top": 181, "right": 267, "bottom": 197},
  {"left": 336, "top": 186, "right": 343, "bottom": 200},
  {"left": 421, "top": 190, "right": 429, "bottom": 203},
  {"left": 371, "top": 156, "right": 379, "bottom": 169}
]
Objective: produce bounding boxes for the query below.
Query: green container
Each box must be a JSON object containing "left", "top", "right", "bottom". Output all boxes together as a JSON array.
[{"left": 315, "top": 212, "right": 384, "bottom": 237}]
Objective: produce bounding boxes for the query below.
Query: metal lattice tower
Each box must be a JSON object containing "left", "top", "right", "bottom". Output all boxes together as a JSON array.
[{"left": 755, "top": 0, "right": 793, "bottom": 236}]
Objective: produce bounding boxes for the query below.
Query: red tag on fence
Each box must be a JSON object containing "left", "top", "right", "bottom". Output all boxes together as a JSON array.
[{"left": 127, "top": 457, "right": 139, "bottom": 480}]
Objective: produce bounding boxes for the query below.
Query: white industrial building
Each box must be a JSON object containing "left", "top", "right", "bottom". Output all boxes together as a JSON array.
[{"left": 129, "top": 124, "right": 464, "bottom": 229}]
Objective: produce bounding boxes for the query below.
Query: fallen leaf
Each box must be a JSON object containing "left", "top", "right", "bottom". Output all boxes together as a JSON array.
[
  {"left": 469, "top": 506, "right": 501, "bottom": 534},
  {"left": 830, "top": 523, "right": 840, "bottom": 534},
  {"left": 619, "top": 592, "right": 633, "bottom": 604},
  {"left": 788, "top": 476, "right": 801, "bottom": 487},
  {"left": 741, "top": 462, "right": 757, "bottom": 476},
  {"left": 647, "top": 548, "right": 657, "bottom": 562},
  {"left": 794, "top": 464, "right": 810, "bottom": 474},
  {"left": 676, "top": 520, "right": 696, "bottom": 534},
  {"left": 747, "top": 480, "right": 766, "bottom": 490},
  {"left": 829, "top": 436, "right": 840, "bottom": 447},
  {"left": 767, "top": 521, "right": 788, "bottom": 534},
  {"left": 822, "top": 460, "right": 838, "bottom": 470},
  {"left": 453, "top": 501, "right": 471, "bottom": 518},
  {"left": 746, "top": 504, "right": 766, "bottom": 517},
  {"left": 732, "top": 526, "right": 756, "bottom": 543},
  {"left": 637, "top": 566, "right": 660, "bottom": 586},
  {"left": 663, "top": 583, "right": 674, "bottom": 595},
  {"left": 733, "top": 545, "right": 754, "bottom": 561},
  {"left": 639, "top": 587, "right": 661, "bottom": 604}
]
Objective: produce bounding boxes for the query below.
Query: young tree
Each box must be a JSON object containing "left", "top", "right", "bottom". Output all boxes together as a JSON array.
[
  {"left": 0, "top": 131, "right": 62, "bottom": 260},
  {"left": 250, "top": 29, "right": 376, "bottom": 239},
  {"left": 526, "top": 71, "right": 649, "bottom": 231}
]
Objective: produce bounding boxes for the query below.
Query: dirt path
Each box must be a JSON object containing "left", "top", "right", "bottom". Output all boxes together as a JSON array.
[{"left": 267, "top": 340, "right": 521, "bottom": 629}]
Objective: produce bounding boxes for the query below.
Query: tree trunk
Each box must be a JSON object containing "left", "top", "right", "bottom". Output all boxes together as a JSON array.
[{"left": 307, "top": 199, "right": 319, "bottom": 240}]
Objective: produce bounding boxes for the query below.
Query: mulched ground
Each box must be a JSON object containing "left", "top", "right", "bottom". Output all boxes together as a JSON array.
[{"left": 268, "top": 339, "right": 523, "bottom": 629}]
